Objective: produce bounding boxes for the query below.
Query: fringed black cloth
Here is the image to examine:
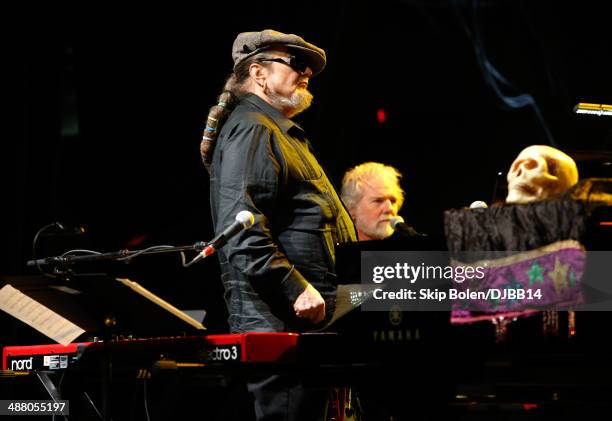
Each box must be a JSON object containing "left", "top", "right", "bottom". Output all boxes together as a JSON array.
[{"left": 444, "top": 198, "right": 587, "bottom": 257}]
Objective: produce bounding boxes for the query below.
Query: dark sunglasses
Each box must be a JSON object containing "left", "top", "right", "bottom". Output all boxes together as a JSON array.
[{"left": 259, "top": 55, "right": 309, "bottom": 74}]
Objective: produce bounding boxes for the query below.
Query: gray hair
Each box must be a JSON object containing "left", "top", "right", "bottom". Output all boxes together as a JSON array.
[{"left": 341, "top": 162, "right": 405, "bottom": 210}]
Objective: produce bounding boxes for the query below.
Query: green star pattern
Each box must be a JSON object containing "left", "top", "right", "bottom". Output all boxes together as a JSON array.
[{"left": 527, "top": 261, "right": 546, "bottom": 286}]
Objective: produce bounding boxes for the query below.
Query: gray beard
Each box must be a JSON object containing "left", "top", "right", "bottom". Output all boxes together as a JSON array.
[{"left": 266, "top": 87, "right": 313, "bottom": 117}]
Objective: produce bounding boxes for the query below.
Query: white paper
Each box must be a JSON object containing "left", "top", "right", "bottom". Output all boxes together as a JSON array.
[{"left": 0, "top": 284, "right": 85, "bottom": 345}]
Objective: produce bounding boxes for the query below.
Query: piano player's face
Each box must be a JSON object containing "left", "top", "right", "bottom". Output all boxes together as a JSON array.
[{"left": 351, "top": 174, "right": 402, "bottom": 241}]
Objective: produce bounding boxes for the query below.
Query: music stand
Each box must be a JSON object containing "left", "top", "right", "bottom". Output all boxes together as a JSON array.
[
  {"left": 1, "top": 274, "right": 205, "bottom": 340},
  {"left": 1, "top": 273, "right": 205, "bottom": 421}
]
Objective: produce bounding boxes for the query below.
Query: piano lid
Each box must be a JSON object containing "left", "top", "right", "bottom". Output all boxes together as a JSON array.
[{"left": 334, "top": 231, "right": 447, "bottom": 285}]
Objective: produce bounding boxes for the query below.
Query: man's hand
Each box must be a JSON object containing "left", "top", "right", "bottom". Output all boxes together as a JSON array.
[{"left": 293, "top": 284, "right": 325, "bottom": 324}]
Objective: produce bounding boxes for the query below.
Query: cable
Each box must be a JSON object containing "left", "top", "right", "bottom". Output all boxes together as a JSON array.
[
  {"left": 143, "top": 379, "right": 151, "bottom": 421},
  {"left": 180, "top": 250, "right": 207, "bottom": 268},
  {"left": 82, "top": 391, "right": 103, "bottom": 420},
  {"left": 115, "top": 245, "right": 175, "bottom": 261},
  {"left": 61, "top": 249, "right": 102, "bottom": 257},
  {"left": 32, "top": 223, "right": 94, "bottom": 278},
  {"left": 32, "top": 222, "right": 64, "bottom": 278},
  {"left": 51, "top": 369, "right": 68, "bottom": 421}
]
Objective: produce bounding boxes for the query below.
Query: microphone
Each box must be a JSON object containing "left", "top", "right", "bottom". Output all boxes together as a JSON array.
[
  {"left": 26, "top": 256, "right": 66, "bottom": 267},
  {"left": 196, "top": 211, "right": 255, "bottom": 260},
  {"left": 469, "top": 201, "right": 488, "bottom": 209},
  {"left": 389, "top": 216, "right": 423, "bottom": 237},
  {"left": 54, "top": 222, "right": 87, "bottom": 234}
]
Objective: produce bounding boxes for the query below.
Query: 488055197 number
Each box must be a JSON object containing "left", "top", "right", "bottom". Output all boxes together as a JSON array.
[{"left": 0, "top": 400, "right": 69, "bottom": 415}]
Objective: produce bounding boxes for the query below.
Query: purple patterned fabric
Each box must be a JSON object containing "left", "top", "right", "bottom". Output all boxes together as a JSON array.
[{"left": 451, "top": 242, "right": 585, "bottom": 313}]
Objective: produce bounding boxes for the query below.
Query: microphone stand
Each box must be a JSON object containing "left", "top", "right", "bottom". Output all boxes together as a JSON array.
[
  {"left": 26, "top": 242, "right": 209, "bottom": 269},
  {"left": 25, "top": 241, "right": 210, "bottom": 421}
]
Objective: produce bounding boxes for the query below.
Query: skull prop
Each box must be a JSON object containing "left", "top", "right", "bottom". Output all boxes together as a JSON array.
[{"left": 506, "top": 145, "right": 578, "bottom": 204}]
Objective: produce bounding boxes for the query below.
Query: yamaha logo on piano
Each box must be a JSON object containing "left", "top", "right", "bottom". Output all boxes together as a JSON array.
[
  {"left": 372, "top": 328, "right": 420, "bottom": 342},
  {"left": 370, "top": 309, "right": 421, "bottom": 343}
]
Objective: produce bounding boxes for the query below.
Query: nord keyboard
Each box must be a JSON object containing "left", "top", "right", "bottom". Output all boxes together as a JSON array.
[
  {"left": 2, "top": 342, "right": 92, "bottom": 371},
  {"left": 2, "top": 333, "right": 300, "bottom": 372}
]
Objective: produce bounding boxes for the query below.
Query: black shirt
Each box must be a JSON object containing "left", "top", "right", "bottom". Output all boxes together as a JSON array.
[{"left": 209, "top": 93, "right": 356, "bottom": 332}]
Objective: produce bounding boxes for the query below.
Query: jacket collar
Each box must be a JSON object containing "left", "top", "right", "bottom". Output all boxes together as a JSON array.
[{"left": 242, "top": 93, "right": 306, "bottom": 137}]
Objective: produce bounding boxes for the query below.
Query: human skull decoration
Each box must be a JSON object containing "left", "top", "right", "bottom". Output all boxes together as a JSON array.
[{"left": 506, "top": 145, "right": 578, "bottom": 204}]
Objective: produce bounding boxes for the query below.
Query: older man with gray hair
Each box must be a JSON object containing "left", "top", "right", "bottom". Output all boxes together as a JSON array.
[{"left": 341, "top": 162, "right": 405, "bottom": 241}]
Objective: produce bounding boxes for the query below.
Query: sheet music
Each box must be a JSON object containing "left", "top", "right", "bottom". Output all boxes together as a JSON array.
[
  {"left": 0, "top": 284, "right": 85, "bottom": 346},
  {"left": 318, "top": 283, "right": 378, "bottom": 330}
]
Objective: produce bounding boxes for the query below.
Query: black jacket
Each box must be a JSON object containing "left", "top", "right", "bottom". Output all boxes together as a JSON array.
[{"left": 209, "top": 94, "right": 356, "bottom": 332}]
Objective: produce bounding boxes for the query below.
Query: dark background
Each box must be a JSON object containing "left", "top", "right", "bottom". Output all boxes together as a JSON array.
[{"left": 3, "top": 0, "right": 611, "bottom": 335}]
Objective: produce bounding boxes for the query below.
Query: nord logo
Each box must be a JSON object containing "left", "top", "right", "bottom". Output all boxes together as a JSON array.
[{"left": 11, "top": 357, "right": 33, "bottom": 370}]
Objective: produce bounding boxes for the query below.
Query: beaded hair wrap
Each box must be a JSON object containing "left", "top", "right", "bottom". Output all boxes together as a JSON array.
[{"left": 200, "top": 91, "right": 234, "bottom": 173}]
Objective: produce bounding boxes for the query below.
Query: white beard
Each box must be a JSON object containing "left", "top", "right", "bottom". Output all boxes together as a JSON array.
[
  {"left": 359, "top": 221, "right": 394, "bottom": 241},
  {"left": 266, "top": 87, "right": 313, "bottom": 117}
]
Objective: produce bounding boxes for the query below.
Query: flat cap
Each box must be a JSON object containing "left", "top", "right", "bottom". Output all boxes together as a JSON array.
[{"left": 232, "top": 29, "right": 326, "bottom": 76}]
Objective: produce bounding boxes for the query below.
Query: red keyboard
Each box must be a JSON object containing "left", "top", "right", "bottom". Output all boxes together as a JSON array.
[{"left": 2, "top": 333, "right": 300, "bottom": 371}]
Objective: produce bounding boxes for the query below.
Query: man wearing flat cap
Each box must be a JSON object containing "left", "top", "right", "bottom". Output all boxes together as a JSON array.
[{"left": 201, "top": 29, "right": 356, "bottom": 420}]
